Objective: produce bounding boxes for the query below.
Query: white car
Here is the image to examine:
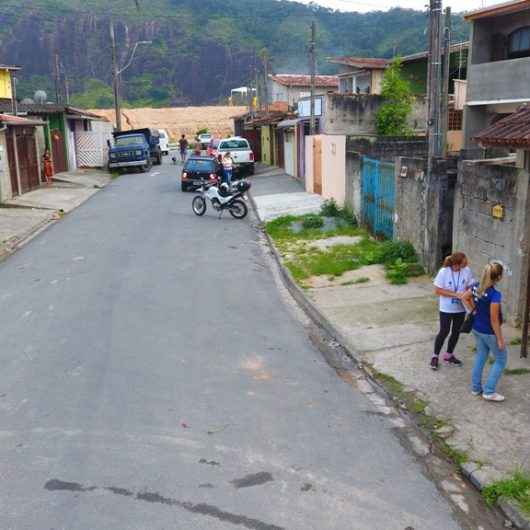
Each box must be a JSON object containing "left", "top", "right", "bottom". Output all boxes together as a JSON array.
[
  {"left": 217, "top": 137, "right": 255, "bottom": 176},
  {"left": 158, "top": 129, "right": 170, "bottom": 155},
  {"left": 197, "top": 133, "right": 213, "bottom": 149}
]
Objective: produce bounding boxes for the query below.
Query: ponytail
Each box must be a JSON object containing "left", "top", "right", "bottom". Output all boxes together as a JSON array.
[
  {"left": 478, "top": 262, "right": 504, "bottom": 297},
  {"left": 443, "top": 251, "right": 467, "bottom": 269}
]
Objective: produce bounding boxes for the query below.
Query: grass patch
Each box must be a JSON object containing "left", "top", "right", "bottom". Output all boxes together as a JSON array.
[
  {"left": 341, "top": 277, "right": 370, "bottom": 286},
  {"left": 505, "top": 368, "right": 530, "bottom": 376},
  {"left": 483, "top": 471, "right": 530, "bottom": 515},
  {"left": 320, "top": 199, "right": 357, "bottom": 226},
  {"left": 510, "top": 337, "right": 522, "bottom": 346},
  {"left": 372, "top": 370, "right": 407, "bottom": 399},
  {"left": 371, "top": 368, "right": 469, "bottom": 466},
  {"left": 302, "top": 214, "right": 324, "bottom": 230},
  {"left": 266, "top": 214, "right": 362, "bottom": 247},
  {"left": 437, "top": 443, "right": 469, "bottom": 466}
]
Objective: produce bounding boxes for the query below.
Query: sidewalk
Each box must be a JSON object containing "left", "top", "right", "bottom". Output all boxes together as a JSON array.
[
  {"left": 252, "top": 164, "right": 324, "bottom": 221},
  {"left": 251, "top": 166, "right": 530, "bottom": 525},
  {"left": 0, "top": 168, "right": 111, "bottom": 260}
]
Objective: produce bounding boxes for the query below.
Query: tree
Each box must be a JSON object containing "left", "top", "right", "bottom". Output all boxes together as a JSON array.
[{"left": 376, "top": 57, "right": 413, "bottom": 136}]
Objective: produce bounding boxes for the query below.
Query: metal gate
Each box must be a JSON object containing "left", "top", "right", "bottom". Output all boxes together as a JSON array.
[{"left": 361, "top": 156, "right": 395, "bottom": 239}]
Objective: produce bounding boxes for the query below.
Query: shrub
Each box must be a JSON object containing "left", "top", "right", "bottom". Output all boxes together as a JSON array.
[
  {"left": 376, "top": 57, "right": 414, "bottom": 136},
  {"left": 320, "top": 199, "right": 340, "bottom": 217},
  {"left": 378, "top": 241, "right": 417, "bottom": 265},
  {"left": 302, "top": 214, "right": 324, "bottom": 230},
  {"left": 320, "top": 200, "right": 357, "bottom": 226}
]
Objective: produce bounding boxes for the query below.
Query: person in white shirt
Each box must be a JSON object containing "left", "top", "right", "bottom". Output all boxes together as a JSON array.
[{"left": 431, "top": 252, "right": 475, "bottom": 371}]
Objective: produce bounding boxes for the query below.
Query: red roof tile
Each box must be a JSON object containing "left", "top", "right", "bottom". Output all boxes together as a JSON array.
[
  {"left": 0, "top": 113, "right": 44, "bottom": 126},
  {"left": 327, "top": 57, "right": 390, "bottom": 69},
  {"left": 270, "top": 74, "right": 338, "bottom": 88},
  {"left": 474, "top": 105, "right": 530, "bottom": 147}
]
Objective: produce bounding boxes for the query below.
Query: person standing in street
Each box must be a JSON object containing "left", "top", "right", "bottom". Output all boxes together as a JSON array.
[
  {"left": 430, "top": 252, "right": 474, "bottom": 371},
  {"left": 222, "top": 151, "right": 234, "bottom": 185},
  {"left": 463, "top": 262, "right": 507, "bottom": 402},
  {"left": 178, "top": 134, "right": 188, "bottom": 162}
]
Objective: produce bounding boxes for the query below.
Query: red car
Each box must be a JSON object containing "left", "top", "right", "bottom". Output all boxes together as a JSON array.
[{"left": 207, "top": 138, "right": 221, "bottom": 158}]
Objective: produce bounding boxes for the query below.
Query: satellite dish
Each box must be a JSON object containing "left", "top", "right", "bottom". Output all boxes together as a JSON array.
[
  {"left": 21, "top": 98, "right": 34, "bottom": 104},
  {"left": 34, "top": 90, "right": 47, "bottom": 104}
]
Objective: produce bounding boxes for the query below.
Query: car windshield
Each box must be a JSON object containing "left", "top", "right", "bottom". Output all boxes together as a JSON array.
[
  {"left": 185, "top": 159, "right": 215, "bottom": 172},
  {"left": 115, "top": 135, "right": 144, "bottom": 147},
  {"left": 219, "top": 139, "right": 249, "bottom": 149},
  {"left": 159, "top": 132, "right": 166, "bottom": 139}
]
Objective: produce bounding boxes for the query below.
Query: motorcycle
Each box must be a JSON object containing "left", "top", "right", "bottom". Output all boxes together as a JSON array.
[{"left": 192, "top": 177, "right": 251, "bottom": 219}]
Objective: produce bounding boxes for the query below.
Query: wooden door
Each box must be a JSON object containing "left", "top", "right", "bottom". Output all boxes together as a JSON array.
[
  {"left": 5, "top": 129, "right": 19, "bottom": 196},
  {"left": 51, "top": 128, "right": 67, "bottom": 173},
  {"left": 313, "top": 137, "right": 322, "bottom": 195},
  {"left": 276, "top": 128, "right": 285, "bottom": 169},
  {"left": 16, "top": 127, "right": 40, "bottom": 193}
]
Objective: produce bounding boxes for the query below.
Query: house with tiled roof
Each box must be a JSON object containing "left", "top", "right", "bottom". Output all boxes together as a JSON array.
[
  {"left": 268, "top": 74, "right": 338, "bottom": 107},
  {"left": 463, "top": 0, "right": 530, "bottom": 152}
]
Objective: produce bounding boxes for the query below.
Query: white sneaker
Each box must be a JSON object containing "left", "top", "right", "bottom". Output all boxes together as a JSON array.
[
  {"left": 483, "top": 393, "right": 505, "bottom": 402},
  {"left": 471, "top": 390, "right": 482, "bottom": 396}
]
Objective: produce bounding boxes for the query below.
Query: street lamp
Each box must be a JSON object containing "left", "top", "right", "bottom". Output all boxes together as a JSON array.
[{"left": 110, "top": 22, "right": 151, "bottom": 131}]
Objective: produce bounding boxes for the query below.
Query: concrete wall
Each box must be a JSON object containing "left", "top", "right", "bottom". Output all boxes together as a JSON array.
[
  {"left": 0, "top": 130, "right": 13, "bottom": 202},
  {"left": 304, "top": 136, "right": 314, "bottom": 193},
  {"left": 322, "top": 93, "right": 427, "bottom": 136},
  {"left": 345, "top": 151, "right": 362, "bottom": 219},
  {"left": 453, "top": 159, "right": 530, "bottom": 323},
  {"left": 395, "top": 157, "right": 457, "bottom": 273},
  {"left": 470, "top": 11, "right": 530, "bottom": 65},
  {"left": 467, "top": 57, "right": 530, "bottom": 104},
  {"left": 344, "top": 137, "right": 428, "bottom": 222},
  {"left": 321, "top": 135, "right": 346, "bottom": 206}
]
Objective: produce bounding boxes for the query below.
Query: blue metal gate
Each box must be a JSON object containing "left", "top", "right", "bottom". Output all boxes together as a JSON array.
[{"left": 361, "top": 156, "right": 395, "bottom": 239}]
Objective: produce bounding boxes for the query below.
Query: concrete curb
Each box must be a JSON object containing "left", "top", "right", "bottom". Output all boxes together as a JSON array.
[
  {"left": 0, "top": 215, "right": 56, "bottom": 264},
  {"left": 249, "top": 190, "right": 530, "bottom": 529}
]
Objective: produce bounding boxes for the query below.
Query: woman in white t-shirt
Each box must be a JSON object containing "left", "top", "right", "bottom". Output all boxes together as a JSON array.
[{"left": 431, "top": 252, "right": 474, "bottom": 371}]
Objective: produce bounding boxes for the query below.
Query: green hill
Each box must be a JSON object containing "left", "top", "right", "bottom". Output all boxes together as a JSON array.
[{"left": 0, "top": 0, "right": 468, "bottom": 106}]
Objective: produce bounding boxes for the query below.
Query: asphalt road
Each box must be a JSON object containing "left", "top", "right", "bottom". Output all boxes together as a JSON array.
[{"left": 0, "top": 160, "right": 499, "bottom": 529}]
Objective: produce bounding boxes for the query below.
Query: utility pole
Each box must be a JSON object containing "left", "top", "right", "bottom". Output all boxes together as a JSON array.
[
  {"left": 54, "top": 52, "right": 62, "bottom": 104},
  {"left": 441, "top": 6, "right": 451, "bottom": 157},
  {"left": 261, "top": 49, "right": 269, "bottom": 113},
  {"left": 11, "top": 74, "right": 17, "bottom": 116},
  {"left": 309, "top": 21, "right": 317, "bottom": 136},
  {"left": 254, "top": 64, "right": 261, "bottom": 113},
  {"left": 110, "top": 21, "right": 122, "bottom": 131},
  {"left": 427, "top": 0, "right": 443, "bottom": 167},
  {"left": 64, "top": 73, "right": 70, "bottom": 105}
]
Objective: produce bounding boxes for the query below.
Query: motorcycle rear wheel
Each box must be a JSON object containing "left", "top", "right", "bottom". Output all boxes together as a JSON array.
[
  {"left": 192, "top": 196, "right": 207, "bottom": 216},
  {"left": 229, "top": 199, "right": 248, "bottom": 219}
]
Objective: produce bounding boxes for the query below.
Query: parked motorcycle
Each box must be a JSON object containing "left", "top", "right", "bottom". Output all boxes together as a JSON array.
[{"left": 192, "top": 178, "right": 251, "bottom": 219}]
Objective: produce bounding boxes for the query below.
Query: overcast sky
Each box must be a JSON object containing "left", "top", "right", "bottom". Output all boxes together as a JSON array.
[{"left": 295, "top": 0, "right": 499, "bottom": 14}]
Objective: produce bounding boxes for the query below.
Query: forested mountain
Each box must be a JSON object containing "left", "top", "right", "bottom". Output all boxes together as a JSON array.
[{"left": 0, "top": 0, "right": 469, "bottom": 107}]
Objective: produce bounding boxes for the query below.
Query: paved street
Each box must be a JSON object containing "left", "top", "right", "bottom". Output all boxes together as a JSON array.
[{"left": 0, "top": 160, "right": 497, "bottom": 530}]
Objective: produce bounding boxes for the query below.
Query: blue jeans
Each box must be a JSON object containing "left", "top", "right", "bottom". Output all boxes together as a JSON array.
[
  {"left": 472, "top": 330, "right": 508, "bottom": 395},
  {"left": 223, "top": 168, "right": 232, "bottom": 185}
]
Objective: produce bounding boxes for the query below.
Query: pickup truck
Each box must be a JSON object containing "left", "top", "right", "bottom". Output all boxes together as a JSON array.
[
  {"left": 216, "top": 137, "right": 254, "bottom": 176},
  {"left": 108, "top": 128, "right": 162, "bottom": 173}
]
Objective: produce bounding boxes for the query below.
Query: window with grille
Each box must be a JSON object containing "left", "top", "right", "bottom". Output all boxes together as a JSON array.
[{"left": 448, "top": 110, "right": 463, "bottom": 131}]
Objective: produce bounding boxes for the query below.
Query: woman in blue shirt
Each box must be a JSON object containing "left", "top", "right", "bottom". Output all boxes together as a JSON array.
[{"left": 463, "top": 262, "right": 507, "bottom": 402}]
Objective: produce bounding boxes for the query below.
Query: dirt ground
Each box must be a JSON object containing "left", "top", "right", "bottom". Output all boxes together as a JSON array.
[{"left": 89, "top": 106, "right": 247, "bottom": 141}]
